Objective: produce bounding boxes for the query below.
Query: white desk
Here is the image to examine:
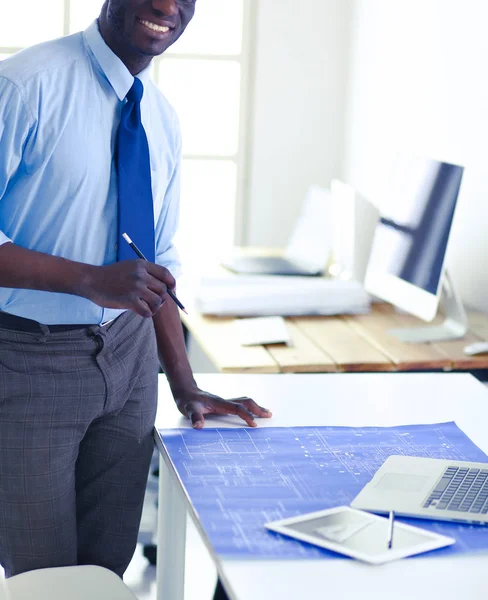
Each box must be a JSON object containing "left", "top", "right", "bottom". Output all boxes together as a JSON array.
[{"left": 154, "top": 373, "right": 488, "bottom": 600}]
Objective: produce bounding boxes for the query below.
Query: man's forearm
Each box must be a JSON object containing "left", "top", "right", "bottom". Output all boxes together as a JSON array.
[
  {"left": 152, "top": 297, "right": 197, "bottom": 395},
  {"left": 0, "top": 242, "right": 181, "bottom": 320},
  {"left": 0, "top": 242, "right": 94, "bottom": 297}
]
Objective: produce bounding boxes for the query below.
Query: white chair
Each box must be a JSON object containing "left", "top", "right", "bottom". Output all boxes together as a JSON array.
[
  {"left": 0, "top": 574, "right": 9, "bottom": 600},
  {"left": 5, "top": 565, "right": 137, "bottom": 600}
]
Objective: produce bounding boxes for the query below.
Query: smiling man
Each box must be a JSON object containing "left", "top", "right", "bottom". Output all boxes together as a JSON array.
[
  {"left": 100, "top": 0, "right": 195, "bottom": 72},
  {"left": 0, "top": 0, "right": 271, "bottom": 585}
]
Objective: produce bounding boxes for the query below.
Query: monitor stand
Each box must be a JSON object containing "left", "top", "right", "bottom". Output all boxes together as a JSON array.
[{"left": 388, "top": 271, "right": 468, "bottom": 343}]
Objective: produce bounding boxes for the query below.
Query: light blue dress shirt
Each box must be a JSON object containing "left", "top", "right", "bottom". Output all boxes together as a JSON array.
[{"left": 0, "top": 21, "right": 182, "bottom": 325}]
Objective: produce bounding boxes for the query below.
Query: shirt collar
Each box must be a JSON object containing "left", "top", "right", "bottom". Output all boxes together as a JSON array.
[{"left": 83, "top": 20, "right": 152, "bottom": 101}]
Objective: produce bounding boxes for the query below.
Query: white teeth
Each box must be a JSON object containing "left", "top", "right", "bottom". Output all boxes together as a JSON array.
[{"left": 140, "top": 19, "right": 169, "bottom": 33}]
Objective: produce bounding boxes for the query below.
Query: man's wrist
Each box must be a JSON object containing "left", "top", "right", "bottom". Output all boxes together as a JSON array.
[
  {"left": 74, "top": 263, "right": 99, "bottom": 301},
  {"left": 168, "top": 374, "right": 199, "bottom": 399}
]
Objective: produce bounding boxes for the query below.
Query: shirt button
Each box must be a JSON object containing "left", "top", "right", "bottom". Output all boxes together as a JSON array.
[{"left": 115, "top": 244, "right": 118, "bottom": 251}]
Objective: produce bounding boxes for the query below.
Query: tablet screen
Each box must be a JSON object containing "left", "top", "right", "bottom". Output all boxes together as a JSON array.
[{"left": 266, "top": 506, "right": 455, "bottom": 564}]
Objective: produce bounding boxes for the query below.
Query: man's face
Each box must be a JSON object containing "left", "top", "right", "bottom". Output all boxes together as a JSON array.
[{"left": 104, "top": 0, "right": 196, "bottom": 57}]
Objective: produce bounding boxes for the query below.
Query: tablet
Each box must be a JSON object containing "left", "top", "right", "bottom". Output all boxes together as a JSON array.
[{"left": 265, "top": 506, "right": 455, "bottom": 564}]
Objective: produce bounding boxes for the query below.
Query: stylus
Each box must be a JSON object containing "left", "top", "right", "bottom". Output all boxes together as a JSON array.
[
  {"left": 122, "top": 233, "right": 188, "bottom": 314},
  {"left": 387, "top": 511, "right": 395, "bottom": 549}
]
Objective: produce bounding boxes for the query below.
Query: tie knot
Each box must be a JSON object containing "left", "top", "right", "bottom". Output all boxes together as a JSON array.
[{"left": 127, "top": 78, "right": 143, "bottom": 103}]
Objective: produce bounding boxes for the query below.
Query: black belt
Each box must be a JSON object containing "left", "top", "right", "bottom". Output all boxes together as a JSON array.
[{"left": 0, "top": 311, "right": 94, "bottom": 333}]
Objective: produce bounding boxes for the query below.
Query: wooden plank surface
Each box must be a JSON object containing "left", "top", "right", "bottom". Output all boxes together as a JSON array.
[
  {"left": 342, "top": 304, "right": 451, "bottom": 371},
  {"left": 182, "top": 301, "right": 488, "bottom": 374},
  {"left": 182, "top": 311, "right": 279, "bottom": 373},
  {"left": 433, "top": 332, "right": 488, "bottom": 370},
  {"left": 292, "top": 315, "right": 394, "bottom": 372},
  {"left": 441, "top": 311, "right": 488, "bottom": 370},
  {"left": 265, "top": 319, "right": 337, "bottom": 373}
]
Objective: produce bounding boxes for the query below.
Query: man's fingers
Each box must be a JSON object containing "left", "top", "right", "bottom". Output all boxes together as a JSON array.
[
  {"left": 146, "top": 262, "right": 176, "bottom": 290},
  {"left": 187, "top": 407, "right": 205, "bottom": 429},
  {"left": 133, "top": 298, "right": 154, "bottom": 318},
  {"left": 232, "top": 403, "right": 257, "bottom": 427},
  {"left": 182, "top": 396, "right": 272, "bottom": 431},
  {"left": 141, "top": 290, "right": 164, "bottom": 316},
  {"left": 233, "top": 397, "right": 273, "bottom": 418},
  {"left": 204, "top": 398, "right": 256, "bottom": 427},
  {"left": 209, "top": 400, "right": 257, "bottom": 427},
  {"left": 133, "top": 288, "right": 165, "bottom": 317},
  {"left": 147, "top": 275, "right": 167, "bottom": 298}
]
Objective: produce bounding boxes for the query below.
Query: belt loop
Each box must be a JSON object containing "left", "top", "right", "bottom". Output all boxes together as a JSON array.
[{"left": 36, "top": 323, "right": 51, "bottom": 343}]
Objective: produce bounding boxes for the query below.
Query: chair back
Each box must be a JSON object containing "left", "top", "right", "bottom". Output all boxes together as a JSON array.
[
  {"left": 5, "top": 566, "right": 137, "bottom": 600},
  {"left": 0, "top": 571, "right": 11, "bottom": 600}
]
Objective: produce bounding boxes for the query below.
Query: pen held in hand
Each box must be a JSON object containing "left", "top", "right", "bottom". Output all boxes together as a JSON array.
[
  {"left": 122, "top": 232, "right": 188, "bottom": 315},
  {"left": 387, "top": 510, "right": 394, "bottom": 549}
]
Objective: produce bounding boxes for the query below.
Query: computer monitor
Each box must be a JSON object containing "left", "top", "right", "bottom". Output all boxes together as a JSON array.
[{"left": 364, "top": 155, "right": 467, "bottom": 343}]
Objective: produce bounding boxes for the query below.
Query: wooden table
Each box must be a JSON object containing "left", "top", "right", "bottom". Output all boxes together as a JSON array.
[{"left": 182, "top": 303, "right": 488, "bottom": 374}]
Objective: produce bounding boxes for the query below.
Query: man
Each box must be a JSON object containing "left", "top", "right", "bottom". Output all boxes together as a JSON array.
[{"left": 0, "top": 0, "right": 271, "bottom": 583}]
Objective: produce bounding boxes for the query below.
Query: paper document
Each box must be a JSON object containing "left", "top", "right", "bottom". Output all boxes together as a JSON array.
[
  {"left": 196, "top": 274, "right": 370, "bottom": 316},
  {"left": 235, "top": 316, "right": 291, "bottom": 346}
]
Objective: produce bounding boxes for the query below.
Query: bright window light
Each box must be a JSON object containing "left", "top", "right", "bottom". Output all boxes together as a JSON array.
[
  {"left": 0, "top": 0, "right": 64, "bottom": 47},
  {"left": 70, "top": 0, "right": 104, "bottom": 33},
  {"left": 159, "top": 59, "right": 241, "bottom": 156},
  {"left": 175, "top": 159, "right": 237, "bottom": 265},
  {"left": 169, "top": 0, "right": 243, "bottom": 56}
]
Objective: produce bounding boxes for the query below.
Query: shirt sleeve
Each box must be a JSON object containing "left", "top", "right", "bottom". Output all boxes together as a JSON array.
[
  {"left": 0, "top": 76, "right": 35, "bottom": 246},
  {"left": 154, "top": 114, "right": 183, "bottom": 279}
]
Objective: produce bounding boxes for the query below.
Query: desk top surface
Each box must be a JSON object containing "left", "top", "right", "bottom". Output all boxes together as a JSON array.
[
  {"left": 182, "top": 302, "right": 488, "bottom": 374},
  {"left": 155, "top": 373, "right": 488, "bottom": 600}
]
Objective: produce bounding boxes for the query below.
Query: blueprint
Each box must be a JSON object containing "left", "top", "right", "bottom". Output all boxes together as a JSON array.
[{"left": 158, "top": 422, "right": 488, "bottom": 559}]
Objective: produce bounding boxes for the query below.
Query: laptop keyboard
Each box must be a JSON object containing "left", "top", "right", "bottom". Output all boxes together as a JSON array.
[{"left": 423, "top": 466, "right": 488, "bottom": 513}]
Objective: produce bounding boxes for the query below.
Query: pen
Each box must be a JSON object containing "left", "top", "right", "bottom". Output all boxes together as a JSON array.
[
  {"left": 387, "top": 510, "right": 394, "bottom": 549},
  {"left": 122, "top": 233, "right": 188, "bottom": 315}
]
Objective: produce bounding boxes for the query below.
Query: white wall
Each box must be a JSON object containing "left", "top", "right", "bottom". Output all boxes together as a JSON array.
[
  {"left": 246, "top": 0, "right": 352, "bottom": 247},
  {"left": 343, "top": 0, "right": 488, "bottom": 310}
]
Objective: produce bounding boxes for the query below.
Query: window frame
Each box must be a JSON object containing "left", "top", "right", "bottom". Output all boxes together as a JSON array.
[{"left": 156, "top": 0, "right": 256, "bottom": 246}]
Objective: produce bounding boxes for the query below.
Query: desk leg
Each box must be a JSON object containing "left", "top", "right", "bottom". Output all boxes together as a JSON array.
[{"left": 156, "top": 455, "right": 187, "bottom": 600}]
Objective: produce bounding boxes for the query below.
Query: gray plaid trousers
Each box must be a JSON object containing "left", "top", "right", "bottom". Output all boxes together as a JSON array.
[{"left": 0, "top": 310, "right": 159, "bottom": 577}]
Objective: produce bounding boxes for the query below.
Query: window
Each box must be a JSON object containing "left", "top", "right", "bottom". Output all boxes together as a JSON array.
[{"left": 0, "top": 0, "right": 253, "bottom": 269}]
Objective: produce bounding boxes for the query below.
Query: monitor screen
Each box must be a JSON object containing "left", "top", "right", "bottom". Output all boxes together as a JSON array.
[{"left": 367, "top": 157, "right": 463, "bottom": 297}]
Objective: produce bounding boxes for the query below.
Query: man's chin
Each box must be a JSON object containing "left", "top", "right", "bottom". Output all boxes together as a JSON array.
[
  {"left": 126, "top": 39, "right": 168, "bottom": 58},
  {"left": 132, "top": 39, "right": 172, "bottom": 57}
]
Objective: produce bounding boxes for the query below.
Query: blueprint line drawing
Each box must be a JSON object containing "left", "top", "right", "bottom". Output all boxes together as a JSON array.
[{"left": 158, "top": 422, "right": 488, "bottom": 559}]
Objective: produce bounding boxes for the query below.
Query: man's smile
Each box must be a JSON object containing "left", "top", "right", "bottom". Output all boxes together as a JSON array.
[{"left": 137, "top": 17, "right": 173, "bottom": 37}]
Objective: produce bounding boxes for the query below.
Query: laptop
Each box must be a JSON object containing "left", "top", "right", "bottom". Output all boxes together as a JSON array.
[
  {"left": 351, "top": 455, "right": 488, "bottom": 525},
  {"left": 221, "top": 185, "right": 333, "bottom": 277},
  {"left": 221, "top": 255, "right": 323, "bottom": 277}
]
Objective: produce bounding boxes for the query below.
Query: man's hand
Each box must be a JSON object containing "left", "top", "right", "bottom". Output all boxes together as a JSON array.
[
  {"left": 82, "top": 260, "right": 176, "bottom": 318},
  {"left": 174, "top": 388, "right": 273, "bottom": 429}
]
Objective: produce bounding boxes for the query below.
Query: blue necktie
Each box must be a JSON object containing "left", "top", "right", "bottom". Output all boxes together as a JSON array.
[{"left": 116, "top": 78, "right": 155, "bottom": 262}]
